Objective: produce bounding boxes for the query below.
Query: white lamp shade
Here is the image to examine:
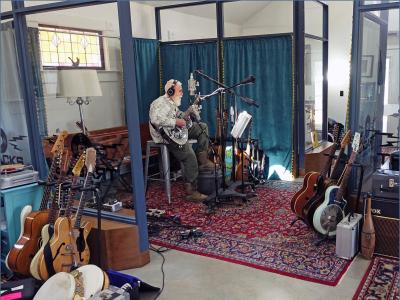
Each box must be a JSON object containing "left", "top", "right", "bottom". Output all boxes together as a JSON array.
[{"left": 57, "top": 69, "right": 102, "bottom": 97}]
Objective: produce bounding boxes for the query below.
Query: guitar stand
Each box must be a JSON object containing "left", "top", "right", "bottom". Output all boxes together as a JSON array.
[
  {"left": 290, "top": 217, "right": 307, "bottom": 227},
  {"left": 315, "top": 231, "right": 335, "bottom": 247}
]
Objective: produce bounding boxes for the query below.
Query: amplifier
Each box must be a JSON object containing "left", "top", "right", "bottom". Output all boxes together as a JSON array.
[
  {"left": 372, "top": 215, "right": 399, "bottom": 258},
  {"left": 372, "top": 169, "right": 399, "bottom": 200},
  {"left": 371, "top": 197, "right": 399, "bottom": 219},
  {"left": 0, "top": 169, "right": 39, "bottom": 190},
  {"left": 336, "top": 213, "right": 362, "bottom": 260}
]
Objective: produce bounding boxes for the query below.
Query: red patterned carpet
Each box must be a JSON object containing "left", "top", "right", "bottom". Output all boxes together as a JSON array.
[
  {"left": 353, "top": 256, "right": 399, "bottom": 300},
  {"left": 146, "top": 180, "right": 352, "bottom": 286}
]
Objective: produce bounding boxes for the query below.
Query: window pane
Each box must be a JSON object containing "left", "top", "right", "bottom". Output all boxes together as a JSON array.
[
  {"left": 305, "top": 1, "right": 323, "bottom": 37},
  {"left": 24, "top": 1, "right": 63, "bottom": 7},
  {"left": 223, "top": 1, "right": 293, "bottom": 37},
  {"left": 305, "top": 38, "right": 323, "bottom": 149},
  {"left": 363, "top": 0, "right": 398, "bottom": 4},
  {"left": 38, "top": 26, "right": 103, "bottom": 68},
  {"left": 160, "top": 4, "right": 217, "bottom": 41},
  {"left": 383, "top": 9, "right": 399, "bottom": 142},
  {"left": 1, "top": 0, "right": 12, "bottom": 12}
]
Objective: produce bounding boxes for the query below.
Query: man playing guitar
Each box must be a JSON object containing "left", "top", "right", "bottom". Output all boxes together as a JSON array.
[{"left": 149, "top": 79, "right": 214, "bottom": 202}]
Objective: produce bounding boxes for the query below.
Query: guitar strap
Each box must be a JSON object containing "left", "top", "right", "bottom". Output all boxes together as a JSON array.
[
  {"left": 150, "top": 122, "right": 173, "bottom": 144},
  {"left": 43, "top": 226, "right": 56, "bottom": 277}
]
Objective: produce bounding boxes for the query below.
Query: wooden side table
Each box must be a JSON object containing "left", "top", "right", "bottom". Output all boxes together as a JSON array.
[{"left": 304, "top": 141, "right": 335, "bottom": 174}]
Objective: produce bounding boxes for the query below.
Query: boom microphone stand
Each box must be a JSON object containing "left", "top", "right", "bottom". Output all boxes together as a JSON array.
[{"left": 194, "top": 70, "right": 258, "bottom": 213}]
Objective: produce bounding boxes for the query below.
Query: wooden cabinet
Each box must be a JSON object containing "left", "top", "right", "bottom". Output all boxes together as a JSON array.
[
  {"left": 304, "top": 141, "right": 335, "bottom": 174},
  {"left": 83, "top": 213, "right": 150, "bottom": 271}
]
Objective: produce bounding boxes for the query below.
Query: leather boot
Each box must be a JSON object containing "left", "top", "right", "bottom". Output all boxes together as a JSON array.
[
  {"left": 184, "top": 182, "right": 207, "bottom": 202},
  {"left": 197, "top": 151, "right": 215, "bottom": 171}
]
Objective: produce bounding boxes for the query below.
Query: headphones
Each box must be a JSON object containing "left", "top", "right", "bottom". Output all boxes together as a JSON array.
[{"left": 167, "top": 80, "right": 178, "bottom": 97}]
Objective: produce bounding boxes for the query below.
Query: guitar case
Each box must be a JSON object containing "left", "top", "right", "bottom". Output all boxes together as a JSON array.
[
  {"left": 330, "top": 151, "right": 348, "bottom": 181},
  {"left": 1, "top": 278, "right": 39, "bottom": 299}
]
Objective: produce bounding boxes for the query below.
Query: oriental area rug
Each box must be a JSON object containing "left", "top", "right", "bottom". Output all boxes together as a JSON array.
[
  {"left": 353, "top": 256, "right": 399, "bottom": 300},
  {"left": 145, "top": 180, "right": 352, "bottom": 286}
]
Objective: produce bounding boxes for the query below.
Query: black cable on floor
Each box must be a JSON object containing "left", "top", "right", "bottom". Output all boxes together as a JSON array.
[{"left": 150, "top": 246, "right": 167, "bottom": 300}]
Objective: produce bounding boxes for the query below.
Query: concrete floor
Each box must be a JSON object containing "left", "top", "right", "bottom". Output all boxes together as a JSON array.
[{"left": 124, "top": 248, "right": 371, "bottom": 300}]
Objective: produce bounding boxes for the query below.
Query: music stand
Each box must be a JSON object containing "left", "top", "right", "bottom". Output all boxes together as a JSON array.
[{"left": 193, "top": 71, "right": 258, "bottom": 213}]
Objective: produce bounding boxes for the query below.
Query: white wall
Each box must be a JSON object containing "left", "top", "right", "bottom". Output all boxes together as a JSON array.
[
  {"left": 327, "top": 1, "right": 353, "bottom": 125},
  {"left": 241, "top": 1, "right": 293, "bottom": 35},
  {"left": 18, "top": 1, "right": 156, "bottom": 134},
  {"left": 160, "top": 8, "right": 241, "bottom": 41}
]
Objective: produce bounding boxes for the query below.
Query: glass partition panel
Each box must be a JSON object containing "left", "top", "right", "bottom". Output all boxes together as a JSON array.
[
  {"left": 24, "top": 1, "right": 64, "bottom": 7},
  {"left": 382, "top": 9, "right": 399, "bottom": 145},
  {"left": 357, "top": 13, "right": 384, "bottom": 180},
  {"left": 1, "top": 20, "right": 32, "bottom": 165},
  {"left": 0, "top": 1, "right": 12, "bottom": 13},
  {"left": 25, "top": 3, "right": 135, "bottom": 218},
  {"left": 223, "top": 1, "right": 293, "bottom": 37},
  {"left": 304, "top": 38, "right": 323, "bottom": 150},
  {"left": 160, "top": 4, "right": 217, "bottom": 41},
  {"left": 305, "top": 1, "right": 323, "bottom": 37},
  {"left": 363, "top": 0, "right": 398, "bottom": 4}
]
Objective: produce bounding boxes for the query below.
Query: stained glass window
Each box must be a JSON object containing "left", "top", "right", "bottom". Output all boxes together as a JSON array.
[{"left": 38, "top": 25, "right": 104, "bottom": 69}]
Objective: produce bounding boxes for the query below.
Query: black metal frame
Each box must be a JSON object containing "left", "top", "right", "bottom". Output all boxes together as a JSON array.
[
  {"left": 348, "top": 0, "right": 396, "bottom": 193},
  {"left": 154, "top": 0, "right": 329, "bottom": 177},
  {"left": 1, "top": 0, "right": 149, "bottom": 252},
  {"left": 294, "top": 0, "right": 329, "bottom": 174}
]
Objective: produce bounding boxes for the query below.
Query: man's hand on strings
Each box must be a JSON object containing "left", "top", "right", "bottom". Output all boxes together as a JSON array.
[{"left": 176, "top": 118, "right": 186, "bottom": 128}]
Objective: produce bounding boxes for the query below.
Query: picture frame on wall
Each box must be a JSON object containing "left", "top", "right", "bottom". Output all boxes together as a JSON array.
[{"left": 361, "top": 55, "right": 374, "bottom": 77}]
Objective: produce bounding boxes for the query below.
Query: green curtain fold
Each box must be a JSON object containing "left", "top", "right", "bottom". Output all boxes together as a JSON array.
[
  {"left": 223, "top": 35, "right": 293, "bottom": 179},
  {"left": 160, "top": 42, "right": 218, "bottom": 135},
  {"left": 27, "top": 27, "right": 47, "bottom": 137},
  {"left": 132, "top": 38, "right": 160, "bottom": 123}
]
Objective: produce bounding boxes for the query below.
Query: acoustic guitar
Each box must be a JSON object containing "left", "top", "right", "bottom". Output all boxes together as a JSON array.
[
  {"left": 6, "top": 131, "right": 68, "bottom": 276},
  {"left": 290, "top": 125, "right": 341, "bottom": 218},
  {"left": 312, "top": 132, "right": 361, "bottom": 236},
  {"left": 302, "top": 130, "right": 352, "bottom": 228},
  {"left": 30, "top": 154, "right": 84, "bottom": 280},
  {"left": 37, "top": 148, "right": 95, "bottom": 280}
]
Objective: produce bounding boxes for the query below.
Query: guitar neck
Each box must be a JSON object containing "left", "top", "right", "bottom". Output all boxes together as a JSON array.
[
  {"left": 330, "top": 147, "right": 345, "bottom": 178},
  {"left": 65, "top": 176, "right": 80, "bottom": 217},
  {"left": 320, "top": 143, "right": 338, "bottom": 178},
  {"left": 74, "top": 172, "right": 93, "bottom": 229},
  {"left": 182, "top": 96, "right": 201, "bottom": 119},
  {"left": 335, "top": 152, "right": 357, "bottom": 202},
  {"left": 47, "top": 182, "right": 62, "bottom": 226},
  {"left": 39, "top": 156, "right": 59, "bottom": 210}
]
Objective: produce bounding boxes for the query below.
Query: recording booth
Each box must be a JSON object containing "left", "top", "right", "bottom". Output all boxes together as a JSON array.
[{"left": 1, "top": 1, "right": 399, "bottom": 299}]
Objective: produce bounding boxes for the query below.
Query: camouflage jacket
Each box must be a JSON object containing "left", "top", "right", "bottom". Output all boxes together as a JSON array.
[{"left": 149, "top": 95, "right": 183, "bottom": 143}]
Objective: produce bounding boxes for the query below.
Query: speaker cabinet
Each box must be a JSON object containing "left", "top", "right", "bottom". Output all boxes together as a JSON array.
[{"left": 372, "top": 215, "right": 399, "bottom": 258}]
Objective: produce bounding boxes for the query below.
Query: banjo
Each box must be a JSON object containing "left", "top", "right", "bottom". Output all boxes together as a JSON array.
[{"left": 159, "top": 95, "right": 202, "bottom": 145}]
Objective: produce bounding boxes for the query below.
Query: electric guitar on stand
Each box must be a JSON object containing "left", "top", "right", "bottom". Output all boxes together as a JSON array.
[
  {"left": 6, "top": 131, "right": 68, "bottom": 276},
  {"left": 312, "top": 132, "right": 361, "bottom": 237},
  {"left": 30, "top": 154, "right": 84, "bottom": 280},
  {"left": 37, "top": 149, "right": 95, "bottom": 280}
]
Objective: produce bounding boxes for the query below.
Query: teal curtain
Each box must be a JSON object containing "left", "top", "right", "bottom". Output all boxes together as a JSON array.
[
  {"left": 27, "top": 27, "right": 47, "bottom": 137},
  {"left": 223, "top": 35, "right": 293, "bottom": 178},
  {"left": 133, "top": 38, "right": 160, "bottom": 123},
  {"left": 160, "top": 42, "right": 218, "bottom": 135}
]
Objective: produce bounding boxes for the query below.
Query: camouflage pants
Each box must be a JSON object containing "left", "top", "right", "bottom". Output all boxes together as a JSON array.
[{"left": 167, "top": 122, "right": 209, "bottom": 183}]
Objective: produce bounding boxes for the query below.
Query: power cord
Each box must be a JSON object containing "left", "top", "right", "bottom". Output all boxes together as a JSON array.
[{"left": 150, "top": 246, "right": 167, "bottom": 300}]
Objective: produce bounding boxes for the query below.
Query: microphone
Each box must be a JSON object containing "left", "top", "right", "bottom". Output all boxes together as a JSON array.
[
  {"left": 239, "top": 75, "right": 256, "bottom": 85},
  {"left": 188, "top": 73, "right": 197, "bottom": 96}
]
